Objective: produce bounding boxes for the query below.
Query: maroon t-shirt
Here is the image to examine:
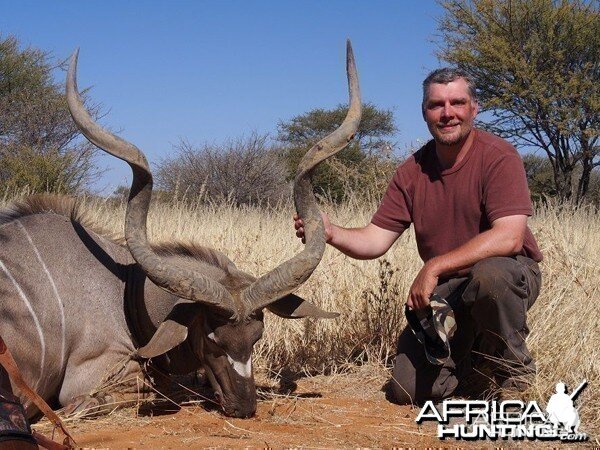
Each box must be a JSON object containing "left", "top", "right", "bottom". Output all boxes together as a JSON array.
[{"left": 372, "top": 129, "right": 543, "bottom": 263}]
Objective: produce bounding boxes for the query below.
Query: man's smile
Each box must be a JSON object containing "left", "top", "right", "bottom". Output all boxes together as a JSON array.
[{"left": 438, "top": 123, "right": 460, "bottom": 131}]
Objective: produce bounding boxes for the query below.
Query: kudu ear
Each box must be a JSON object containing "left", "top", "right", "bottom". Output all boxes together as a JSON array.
[
  {"left": 136, "top": 301, "right": 200, "bottom": 359},
  {"left": 266, "top": 293, "right": 339, "bottom": 319},
  {"left": 137, "top": 320, "right": 188, "bottom": 359}
]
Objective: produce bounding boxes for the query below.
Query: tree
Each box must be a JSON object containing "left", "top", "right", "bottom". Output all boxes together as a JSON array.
[
  {"left": 523, "top": 153, "right": 600, "bottom": 205},
  {"left": 155, "top": 133, "right": 288, "bottom": 206},
  {"left": 277, "top": 103, "right": 398, "bottom": 202},
  {"left": 522, "top": 153, "right": 557, "bottom": 201},
  {"left": 0, "top": 35, "right": 100, "bottom": 194},
  {"left": 437, "top": 0, "right": 599, "bottom": 203}
]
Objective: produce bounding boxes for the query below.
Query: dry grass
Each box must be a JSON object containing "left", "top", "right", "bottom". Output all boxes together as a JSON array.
[{"left": 3, "top": 192, "right": 599, "bottom": 438}]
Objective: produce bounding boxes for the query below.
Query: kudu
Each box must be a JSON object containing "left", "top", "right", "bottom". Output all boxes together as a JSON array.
[{"left": 0, "top": 42, "right": 361, "bottom": 419}]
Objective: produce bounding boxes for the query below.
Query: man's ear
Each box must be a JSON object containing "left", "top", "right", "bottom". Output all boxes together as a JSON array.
[
  {"left": 472, "top": 98, "right": 479, "bottom": 117},
  {"left": 266, "top": 293, "right": 339, "bottom": 319}
]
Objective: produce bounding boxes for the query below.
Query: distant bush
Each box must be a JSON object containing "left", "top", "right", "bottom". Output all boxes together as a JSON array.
[
  {"left": 523, "top": 154, "right": 600, "bottom": 206},
  {"left": 155, "top": 133, "right": 289, "bottom": 206},
  {"left": 277, "top": 103, "right": 399, "bottom": 202},
  {"left": 0, "top": 35, "right": 101, "bottom": 193}
]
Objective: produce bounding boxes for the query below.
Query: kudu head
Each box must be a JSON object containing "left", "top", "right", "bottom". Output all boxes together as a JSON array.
[{"left": 66, "top": 41, "right": 361, "bottom": 418}]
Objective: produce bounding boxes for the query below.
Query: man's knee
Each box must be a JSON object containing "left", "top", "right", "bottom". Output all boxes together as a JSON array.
[
  {"left": 468, "top": 257, "right": 522, "bottom": 299},
  {"left": 463, "top": 257, "right": 532, "bottom": 338},
  {"left": 465, "top": 258, "right": 529, "bottom": 311},
  {"left": 388, "top": 352, "right": 458, "bottom": 405}
]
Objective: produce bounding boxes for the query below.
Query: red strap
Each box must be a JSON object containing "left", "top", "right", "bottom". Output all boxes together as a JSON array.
[{"left": 0, "top": 336, "right": 75, "bottom": 449}]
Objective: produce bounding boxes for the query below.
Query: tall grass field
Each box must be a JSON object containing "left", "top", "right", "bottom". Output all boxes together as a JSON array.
[{"left": 2, "top": 192, "right": 598, "bottom": 436}]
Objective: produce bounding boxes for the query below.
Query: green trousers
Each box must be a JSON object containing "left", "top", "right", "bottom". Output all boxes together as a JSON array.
[{"left": 389, "top": 255, "right": 542, "bottom": 405}]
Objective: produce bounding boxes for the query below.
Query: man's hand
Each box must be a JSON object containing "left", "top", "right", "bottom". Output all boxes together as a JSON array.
[
  {"left": 405, "top": 214, "right": 528, "bottom": 310},
  {"left": 294, "top": 212, "right": 332, "bottom": 244},
  {"left": 407, "top": 260, "right": 440, "bottom": 310},
  {"left": 294, "top": 214, "right": 400, "bottom": 259}
]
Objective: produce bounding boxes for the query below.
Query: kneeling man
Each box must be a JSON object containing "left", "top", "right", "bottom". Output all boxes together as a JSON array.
[{"left": 295, "top": 68, "right": 542, "bottom": 404}]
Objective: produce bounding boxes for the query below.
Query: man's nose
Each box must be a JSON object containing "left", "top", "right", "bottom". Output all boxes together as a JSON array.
[{"left": 441, "top": 102, "right": 454, "bottom": 118}]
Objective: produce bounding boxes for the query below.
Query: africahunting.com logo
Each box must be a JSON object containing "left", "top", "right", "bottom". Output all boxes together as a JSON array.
[{"left": 416, "top": 380, "right": 588, "bottom": 441}]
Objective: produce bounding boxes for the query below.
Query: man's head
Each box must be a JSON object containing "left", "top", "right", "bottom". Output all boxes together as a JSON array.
[{"left": 422, "top": 67, "right": 478, "bottom": 147}]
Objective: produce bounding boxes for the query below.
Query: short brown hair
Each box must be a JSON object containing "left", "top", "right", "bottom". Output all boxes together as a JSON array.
[{"left": 422, "top": 67, "right": 477, "bottom": 109}]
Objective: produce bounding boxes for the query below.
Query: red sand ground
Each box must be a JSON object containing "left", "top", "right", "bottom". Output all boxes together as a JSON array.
[{"left": 32, "top": 370, "right": 572, "bottom": 449}]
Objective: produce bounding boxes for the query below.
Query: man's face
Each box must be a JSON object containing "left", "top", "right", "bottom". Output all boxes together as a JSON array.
[{"left": 422, "top": 78, "right": 478, "bottom": 147}]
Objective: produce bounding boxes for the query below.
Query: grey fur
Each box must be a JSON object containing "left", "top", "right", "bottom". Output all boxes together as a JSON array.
[
  {"left": 0, "top": 40, "right": 361, "bottom": 419},
  {"left": 0, "top": 195, "right": 332, "bottom": 418}
]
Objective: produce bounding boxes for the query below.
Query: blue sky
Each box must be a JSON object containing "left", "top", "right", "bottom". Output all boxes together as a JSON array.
[{"left": 1, "top": 1, "right": 445, "bottom": 193}]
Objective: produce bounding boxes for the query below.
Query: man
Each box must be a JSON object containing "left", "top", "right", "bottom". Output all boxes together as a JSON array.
[{"left": 294, "top": 68, "right": 542, "bottom": 404}]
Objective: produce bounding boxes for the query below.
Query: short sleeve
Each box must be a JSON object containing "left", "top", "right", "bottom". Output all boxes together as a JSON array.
[
  {"left": 484, "top": 151, "right": 533, "bottom": 223},
  {"left": 371, "top": 166, "right": 412, "bottom": 233}
]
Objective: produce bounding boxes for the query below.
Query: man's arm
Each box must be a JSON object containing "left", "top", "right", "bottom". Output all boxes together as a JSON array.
[
  {"left": 407, "top": 214, "right": 527, "bottom": 310},
  {"left": 294, "top": 213, "right": 401, "bottom": 260}
]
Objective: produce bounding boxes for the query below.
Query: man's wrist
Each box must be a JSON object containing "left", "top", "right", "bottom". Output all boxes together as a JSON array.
[
  {"left": 426, "top": 256, "right": 444, "bottom": 277},
  {"left": 325, "top": 223, "right": 337, "bottom": 245}
]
